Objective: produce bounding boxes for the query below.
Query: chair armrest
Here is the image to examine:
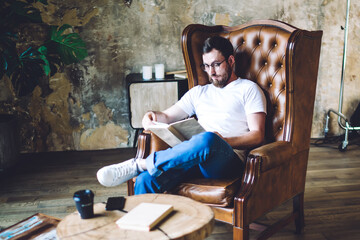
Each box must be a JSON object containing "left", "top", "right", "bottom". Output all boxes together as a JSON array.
[
  {"left": 135, "top": 130, "right": 170, "bottom": 159},
  {"left": 248, "top": 141, "right": 294, "bottom": 172}
]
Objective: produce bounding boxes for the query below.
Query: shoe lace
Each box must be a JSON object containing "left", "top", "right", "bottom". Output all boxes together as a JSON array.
[{"left": 114, "top": 159, "right": 135, "bottom": 180}]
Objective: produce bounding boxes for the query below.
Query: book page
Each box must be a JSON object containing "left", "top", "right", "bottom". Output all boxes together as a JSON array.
[
  {"left": 152, "top": 121, "right": 168, "bottom": 126},
  {"left": 116, "top": 203, "right": 173, "bottom": 231},
  {"left": 148, "top": 118, "right": 204, "bottom": 147},
  {"left": 147, "top": 125, "right": 184, "bottom": 147},
  {"left": 169, "top": 118, "right": 205, "bottom": 140}
]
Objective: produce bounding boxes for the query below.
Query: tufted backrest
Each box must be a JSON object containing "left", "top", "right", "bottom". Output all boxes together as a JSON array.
[{"left": 181, "top": 20, "right": 322, "bottom": 149}]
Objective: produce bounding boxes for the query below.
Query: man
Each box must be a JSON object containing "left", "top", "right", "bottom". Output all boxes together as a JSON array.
[{"left": 97, "top": 36, "right": 267, "bottom": 194}]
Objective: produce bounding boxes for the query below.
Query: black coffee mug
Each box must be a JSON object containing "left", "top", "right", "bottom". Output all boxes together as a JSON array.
[{"left": 73, "top": 189, "right": 94, "bottom": 219}]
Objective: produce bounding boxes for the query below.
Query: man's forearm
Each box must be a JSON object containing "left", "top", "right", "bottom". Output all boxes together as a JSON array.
[
  {"left": 223, "top": 130, "right": 265, "bottom": 149},
  {"left": 142, "top": 105, "right": 189, "bottom": 129}
]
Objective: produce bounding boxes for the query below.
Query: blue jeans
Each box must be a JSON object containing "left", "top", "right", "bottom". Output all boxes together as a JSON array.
[{"left": 134, "top": 132, "right": 243, "bottom": 194}]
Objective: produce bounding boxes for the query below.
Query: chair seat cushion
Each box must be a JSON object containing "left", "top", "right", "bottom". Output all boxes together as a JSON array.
[{"left": 171, "top": 177, "right": 242, "bottom": 207}]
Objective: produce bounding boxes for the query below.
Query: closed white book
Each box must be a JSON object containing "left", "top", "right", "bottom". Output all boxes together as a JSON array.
[{"left": 116, "top": 203, "right": 174, "bottom": 231}]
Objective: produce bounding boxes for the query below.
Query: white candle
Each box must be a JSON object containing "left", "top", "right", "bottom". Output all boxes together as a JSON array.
[
  {"left": 142, "top": 66, "right": 152, "bottom": 80},
  {"left": 155, "top": 64, "right": 165, "bottom": 79}
]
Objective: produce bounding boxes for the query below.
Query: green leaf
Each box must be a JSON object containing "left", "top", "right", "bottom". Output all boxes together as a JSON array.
[
  {"left": 38, "top": 46, "right": 50, "bottom": 76},
  {"left": 50, "top": 24, "right": 88, "bottom": 65},
  {"left": 11, "top": 47, "right": 46, "bottom": 96}
]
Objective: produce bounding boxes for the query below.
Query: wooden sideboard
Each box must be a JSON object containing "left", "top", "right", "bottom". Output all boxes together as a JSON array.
[{"left": 126, "top": 73, "right": 188, "bottom": 146}]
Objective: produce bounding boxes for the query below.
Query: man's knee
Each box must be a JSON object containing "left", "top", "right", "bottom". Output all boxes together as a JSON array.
[{"left": 193, "top": 131, "right": 222, "bottom": 148}]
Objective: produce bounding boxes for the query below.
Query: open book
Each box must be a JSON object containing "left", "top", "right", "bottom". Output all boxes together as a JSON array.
[
  {"left": 148, "top": 117, "right": 205, "bottom": 147},
  {"left": 116, "top": 203, "right": 173, "bottom": 231}
]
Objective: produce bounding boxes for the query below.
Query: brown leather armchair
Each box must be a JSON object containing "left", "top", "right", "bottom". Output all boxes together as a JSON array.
[{"left": 128, "top": 20, "right": 323, "bottom": 240}]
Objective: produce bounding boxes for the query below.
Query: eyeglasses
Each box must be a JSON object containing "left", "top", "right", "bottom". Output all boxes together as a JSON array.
[{"left": 200, "top": 59, "right": 226, "bottom": 72}]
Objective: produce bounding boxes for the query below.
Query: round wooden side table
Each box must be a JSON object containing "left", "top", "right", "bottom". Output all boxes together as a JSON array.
[{"left": 56, "top": 193, "right": 214, "bottom": 240}]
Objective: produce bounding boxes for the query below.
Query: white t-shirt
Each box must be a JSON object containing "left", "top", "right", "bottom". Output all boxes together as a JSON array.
[{"left": 175, "top": 78, "right": 267, "bottom": 138}]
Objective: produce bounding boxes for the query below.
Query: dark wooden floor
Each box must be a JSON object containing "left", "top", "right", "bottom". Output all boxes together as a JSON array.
[{"left": 0, "top": 139, "right": 359, "bottom": 239}]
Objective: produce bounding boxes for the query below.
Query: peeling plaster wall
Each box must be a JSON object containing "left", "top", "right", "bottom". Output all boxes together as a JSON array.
[{"left": 0, "top": 0, "right": 359, "bottom": 152}]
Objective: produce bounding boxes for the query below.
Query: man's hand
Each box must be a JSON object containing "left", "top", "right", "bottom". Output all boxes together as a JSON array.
[
  {"left": 141, "top": 105, "right": 189, "bottom": 130},
  {"left": 142, "top": 111, "right": 157, "bottom": 130}
]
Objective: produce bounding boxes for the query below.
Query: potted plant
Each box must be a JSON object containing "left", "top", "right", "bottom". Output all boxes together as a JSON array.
[
  {"left": 0, "top": 0, "right": 88, "bottom": 97},
  {"left": 0, "top": 0, "right": 88, "bottom": 172}
]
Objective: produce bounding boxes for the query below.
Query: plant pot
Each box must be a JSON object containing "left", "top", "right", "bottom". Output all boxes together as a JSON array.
[{"left": 0, "top": 114, "right": 19, "bottom": 173}]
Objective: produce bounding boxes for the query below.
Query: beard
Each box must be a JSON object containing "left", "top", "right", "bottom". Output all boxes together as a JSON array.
[{"left": 209, "top": 63, "right": 232, "bottom": 88}]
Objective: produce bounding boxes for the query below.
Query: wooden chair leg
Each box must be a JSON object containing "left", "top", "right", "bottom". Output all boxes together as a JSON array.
[
  {"left": 127, "top": 179, "right": 135, "bottom": 196},
  {"left": 233, "top": 225, "right": 249, "bottom": 240},
  {"left": 293, "top": 192, "right": 305, "bottom": 234}
]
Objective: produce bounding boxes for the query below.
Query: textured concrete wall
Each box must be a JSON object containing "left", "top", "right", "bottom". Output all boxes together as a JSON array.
[{"left": 0, "top": 0, "right": 359, "bottom": 152}]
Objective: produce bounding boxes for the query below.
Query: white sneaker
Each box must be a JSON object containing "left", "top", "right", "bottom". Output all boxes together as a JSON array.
[{"left": 97, "top": 158, "right": 139, "bottom": 187}]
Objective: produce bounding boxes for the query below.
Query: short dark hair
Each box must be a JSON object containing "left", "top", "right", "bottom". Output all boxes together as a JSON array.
[{"left": 203, "top": 36, "right": 234, "bottom": 59}]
